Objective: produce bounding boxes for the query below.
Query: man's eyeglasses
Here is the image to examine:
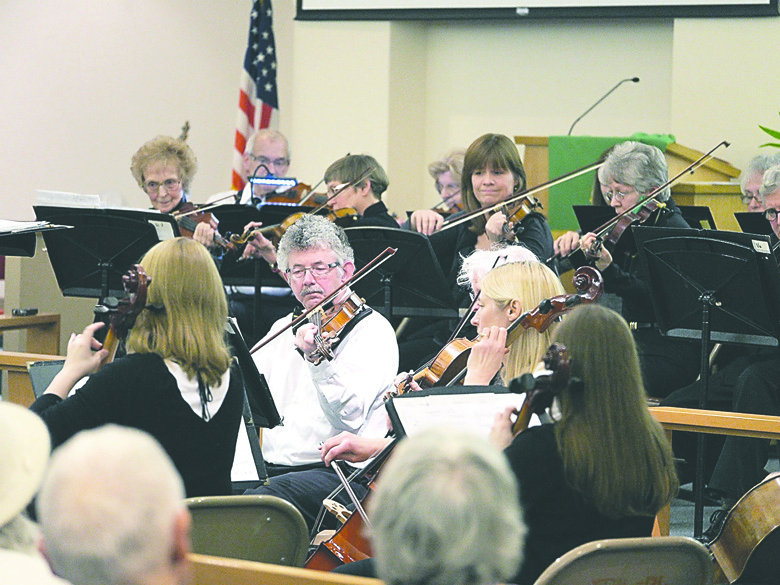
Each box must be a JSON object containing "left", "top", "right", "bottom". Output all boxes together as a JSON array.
[
  {"left": 602, "top": 188, "right": 636, "bottom": 203},
  {"left": 741, "top": 192, "right": 760, "bottom": 205},
  {"left": 285, "top": 262, "right": 341, "bottom": 280},
  {"left": 763, "top": 208, "right": 780, "bottom": 222},
  {"left": 144, "top": 178, "right": 181, "bottom": 194},
  {"left": 249, "top": 154, "right": 290, "bottom": 168}
]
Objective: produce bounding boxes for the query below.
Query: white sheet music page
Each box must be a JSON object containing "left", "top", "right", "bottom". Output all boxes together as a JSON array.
[{"left": 390, "top": 389, "right": 541, "bottom": 439}]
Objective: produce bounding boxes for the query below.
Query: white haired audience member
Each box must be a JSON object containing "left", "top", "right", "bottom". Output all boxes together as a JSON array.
[
  {"left": 37, "top": 425, "right": 190, "bottom": 585},
  {"left": 369, "top": 427, "right": 526, "bottom": 585}
]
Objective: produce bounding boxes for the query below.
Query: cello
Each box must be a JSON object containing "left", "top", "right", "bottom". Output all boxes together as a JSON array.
[
  {"left": 707, "top": 473, "right": 780, "bottom": 584},
  {"left": 93, "top": 264, "right": 150, "bottom": 368}
]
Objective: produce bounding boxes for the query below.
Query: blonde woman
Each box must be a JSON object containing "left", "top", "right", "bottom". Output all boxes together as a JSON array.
[
  {"left": 491, "top": 304, "right": 679, "bottom": 584},
  {"left": 31, "top": 238, "right": 243, "bottom": 497},
  {"left": 464, "top": 260, "right": 565, "bottom": 386}
]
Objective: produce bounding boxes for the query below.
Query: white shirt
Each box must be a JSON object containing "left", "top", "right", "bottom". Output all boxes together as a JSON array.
[
  {"left": 252, "top": 306, "right": 398, "bottom": 466},
  {"left": 0, "top": 550, "right": 71, "bottom": 585}
]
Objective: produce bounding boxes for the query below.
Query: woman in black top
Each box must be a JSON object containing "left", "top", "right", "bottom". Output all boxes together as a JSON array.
[{"left": 31, "top": 237, "right": 243, "bottom": 497}]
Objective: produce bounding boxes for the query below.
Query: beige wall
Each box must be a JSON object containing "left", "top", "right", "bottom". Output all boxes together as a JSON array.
[{"left": 2, "top": 3, "right": 779, "bottom": 350}]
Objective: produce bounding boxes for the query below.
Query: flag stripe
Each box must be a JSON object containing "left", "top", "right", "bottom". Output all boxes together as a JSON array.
[{"left": 231, "top": 0, "right": 279, "bottom": 191}]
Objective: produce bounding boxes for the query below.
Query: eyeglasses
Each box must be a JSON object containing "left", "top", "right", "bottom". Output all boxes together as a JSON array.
[
  {"left": 285, "top": 262, "right": 341, "bottom": 280},
  {"left": 741, "top": 192, "right": 760, "bottom": 205},
  {"left": 248, "top": 154, "right": 290, "bottom": 168},
  {"left": 602, "top": 188, "right": 636, "bottom": 203},
  {"left": 763, "top": 208, "right": 780, "bottom": 222},
  {"left": 144, "top": 178, "right": 181, "bottom": 194}
]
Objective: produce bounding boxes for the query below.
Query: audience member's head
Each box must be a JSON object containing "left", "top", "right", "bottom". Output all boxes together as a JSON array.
[
  {"left": 0, "top": 402, "right": 50, "bottom": 555},
  {"left": 37, "top": 425, "right": 190, "bottom": 585},
  {"left": 130, "top": 136, "right": 197, "bottom": 213},
  {"left": 369, "top": 427, "right": 525, "bottom": 585}
]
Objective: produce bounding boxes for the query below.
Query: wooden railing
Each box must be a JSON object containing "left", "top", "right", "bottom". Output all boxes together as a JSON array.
[{"left": 649, "top": 406, "right": 780, "bottom": 536}]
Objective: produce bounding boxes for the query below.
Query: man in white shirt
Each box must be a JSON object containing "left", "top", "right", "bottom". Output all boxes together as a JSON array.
[{"left": 245, "top": 213, "right": 398, "bottom": 528}]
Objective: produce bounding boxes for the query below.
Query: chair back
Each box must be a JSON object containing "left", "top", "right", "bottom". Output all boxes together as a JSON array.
[
  {"left": 533, "top": 536, "right": 714, "bottom": 585},
  {"left": 186, "top": 495, "right": 309, "bottom": 567}
]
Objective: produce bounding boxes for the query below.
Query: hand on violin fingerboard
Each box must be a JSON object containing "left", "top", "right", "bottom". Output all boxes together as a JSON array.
[
  {"left": 488, "top": 405, "right": 518, "bottom": 450},
  {"left": 580, "top": 232, "right": 613, "bottom": 271},
  {"left": 463, "top": 326, "right": 508, "bottom": 386}
]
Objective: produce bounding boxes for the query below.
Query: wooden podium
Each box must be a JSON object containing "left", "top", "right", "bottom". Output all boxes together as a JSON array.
[{"left": 514, "top": 136, "right": 742, "bottom": 233}]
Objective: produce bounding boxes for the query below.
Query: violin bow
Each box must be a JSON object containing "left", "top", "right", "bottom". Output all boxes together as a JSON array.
[
  {"left": 249, "top": 246, "right": 397, "bottom": 355},
  {"left": 309, "top": 166, "right": 374, "bottom": 215},
  {"left": 549, "top": 140, "right": 730, "bottom": 263},
  {"left": 438, "top": 160, "right": 606, "bottom": 233}
]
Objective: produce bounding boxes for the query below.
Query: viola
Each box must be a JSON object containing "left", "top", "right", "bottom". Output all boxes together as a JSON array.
[
  {"left": 173, "top": 202, "right": 235, "bottom": 252},
  {"left": 394, "top": 266, "right": 603, "bottom": 394},
  {"left": 509, "top": 342, "right": 572, "bottom": 435},
  {"left": 94, "top": 264, "right": 150, "bottom": 369},
  {"left": 707, "top": 473, "right": 780, "bottom": 584}
]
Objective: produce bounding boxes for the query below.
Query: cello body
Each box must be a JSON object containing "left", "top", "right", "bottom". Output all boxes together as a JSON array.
[{"left": 708, "top": 474, "right": 780, "bottom": 584}]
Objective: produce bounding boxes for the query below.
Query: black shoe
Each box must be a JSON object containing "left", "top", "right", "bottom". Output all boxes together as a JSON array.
[{"left": 700, "top": 507, "right": 729, "bottom": 543}]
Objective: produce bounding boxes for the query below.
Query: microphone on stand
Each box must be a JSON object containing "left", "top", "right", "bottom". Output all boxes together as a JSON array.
[{"left": 567, "top": 77, "right": 640, "bottom": 136}]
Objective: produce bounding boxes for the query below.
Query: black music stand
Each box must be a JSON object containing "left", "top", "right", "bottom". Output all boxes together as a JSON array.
[
  {"left": 343, "top": 226, "right": 458, "bottom": 320},
  {"left": 735, "top": 211, "right": 774, "bottom": 237},
  {"left": 677, "top": 205, "right": 717, "bottom": 230},
  {"left": 633, "top": 226, "right": 780, "bottom": 538},
  {"left": 226, "top": 317, "right": 281, "bottom": 490},
  {"left": 33, "top": 206, "right": 179, "bottom": 302}
]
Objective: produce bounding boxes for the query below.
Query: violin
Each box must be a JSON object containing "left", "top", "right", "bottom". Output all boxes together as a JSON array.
[
  {"left": 394, "top": 266, "right": 603, "bottom": 394},
  {"left": 93, "top": 264, "right": 150, "bottom": 369},
  {"left": 551, "top": 140, "right": 730, "bottom": 265},
  {"left": 230, "top": 207, "right": 358, "bottom": 249},
  {"left": 173, "top": 202, "right": 235, "bottom": 252},
  {"left": 264, "top": 182, "right": 329, "bottom": 206},
  {"left": 305, "top": 292, "right": 371, "bottom": 365},
  {"left": 508, "top": 342, "right": 573, "bottom": 435},
  {"left": 249, "top": 247, "right": 397, "bottom": 356},
  {"left": 438, "top": 160, "right": 606, "bottom": 234}
]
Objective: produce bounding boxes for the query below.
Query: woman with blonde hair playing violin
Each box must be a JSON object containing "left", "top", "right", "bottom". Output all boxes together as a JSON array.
[{"left": 30, "top": 238, "right": 244, "bottom": 498}]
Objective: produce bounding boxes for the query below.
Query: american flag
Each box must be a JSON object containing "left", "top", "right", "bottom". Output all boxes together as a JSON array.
[{"left": 232, "top": 0, "right": 279, "bottom": 191}]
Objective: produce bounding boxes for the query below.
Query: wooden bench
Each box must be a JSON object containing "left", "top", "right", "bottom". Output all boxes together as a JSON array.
[
  {"left": 649, "top": 406, "right": 780, "bottom": 536},
  {"left": 188, "top": 553, "right": 383, "bottom": 585},
  {"left": 0, "top": 351, "right": 63, "bottom": 406}
]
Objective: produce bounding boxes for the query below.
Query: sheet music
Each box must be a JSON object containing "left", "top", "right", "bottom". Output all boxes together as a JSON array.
[
  {"left": 0, "top": 219, "right": 58, "bottom": 235},
  {"left": 390, "top": 389, "right": 541, "bottom": 439}
]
